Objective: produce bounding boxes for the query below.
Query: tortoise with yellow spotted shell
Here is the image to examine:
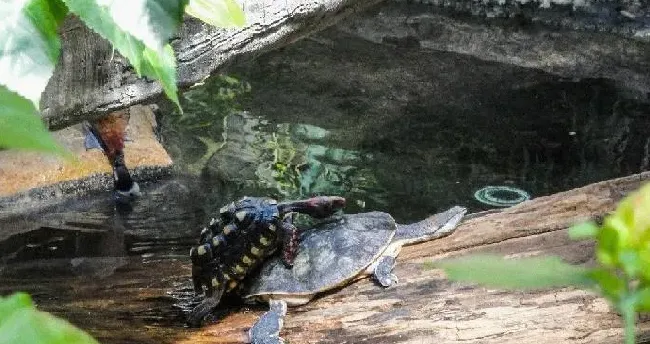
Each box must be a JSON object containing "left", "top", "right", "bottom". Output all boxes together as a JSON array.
[{"left": 187, "top": 195, "right": 346, "bottom": 326}]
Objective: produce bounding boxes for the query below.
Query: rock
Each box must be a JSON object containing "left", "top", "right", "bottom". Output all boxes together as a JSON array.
[
  {"left": 39, "top": 0, "right": 649, "bottom": 129},
  {"left": 338, "top": 1, "right": 650, "bottom": 95}
]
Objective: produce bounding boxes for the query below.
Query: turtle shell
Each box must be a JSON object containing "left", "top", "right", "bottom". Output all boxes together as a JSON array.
[{"left": 243, "top": 212, "right": 396, "bottom": 302}]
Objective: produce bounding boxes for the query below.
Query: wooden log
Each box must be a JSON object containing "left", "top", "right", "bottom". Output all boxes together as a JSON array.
[
  {"left": 40, "top": 0, "right": 383, "bottom": 130},
  {"left": 2, "top": 172, "right": 650, "bottom": 344}
]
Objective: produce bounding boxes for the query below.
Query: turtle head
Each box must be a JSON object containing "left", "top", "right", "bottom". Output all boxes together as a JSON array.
[{"left": 279, "top": 196, "right": 346, "bottom": 219}]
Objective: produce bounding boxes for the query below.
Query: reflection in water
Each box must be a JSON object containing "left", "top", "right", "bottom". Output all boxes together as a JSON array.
[{"left": 160, "top": 72, "right": 650, "bottom": 222}]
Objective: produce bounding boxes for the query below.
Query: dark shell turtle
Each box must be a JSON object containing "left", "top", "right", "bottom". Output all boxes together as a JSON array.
[
  {"left": 243, "top": 206, "right": 467, "bottom": 344},
  {"left": 187, "top": 195, "right": 346, "bottom": 326}
]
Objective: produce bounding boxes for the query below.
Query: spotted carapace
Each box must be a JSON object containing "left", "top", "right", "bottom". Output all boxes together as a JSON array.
[{"left": 187, "top": 195, "right": 346, "bottom": 326}]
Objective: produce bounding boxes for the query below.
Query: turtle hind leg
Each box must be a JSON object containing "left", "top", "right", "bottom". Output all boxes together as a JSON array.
[
  {"left": 372, "top": 255, "right": 399, "bottom": 288},
  {"left": 186, "top": 283, "right": 226, "bottom": 327},
  {"left": 248, "top": 300, "right": 288, "bottom": 344}
]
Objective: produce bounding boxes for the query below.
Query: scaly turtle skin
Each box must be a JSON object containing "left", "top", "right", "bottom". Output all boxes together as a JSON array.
[
  {"left": 242, "top": 206, "right": 467, "bottom": 344},
  {"left": 187, "top": 195, "right": 346, "bottom": 326}
]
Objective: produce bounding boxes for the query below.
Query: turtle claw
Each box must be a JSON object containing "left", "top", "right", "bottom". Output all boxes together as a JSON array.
[{"left": 187, "top": 284, "right": 225, "bottom": 327}]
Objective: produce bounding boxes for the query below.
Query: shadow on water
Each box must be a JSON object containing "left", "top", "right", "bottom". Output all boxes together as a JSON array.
[{"left": 0, "top": 21, "right": 649, "bottom": 344}]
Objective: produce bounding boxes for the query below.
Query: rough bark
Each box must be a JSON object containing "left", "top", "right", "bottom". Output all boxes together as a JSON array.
[
  {"left": 40, "top": 0, "right": 384, "bottom": 130},
  {"left": 40, "top": 0, "right": 650, "bottom": 129},
  {"left": 2, "top": 172, "right": 650, "bottom": 343},
  {"left": 338, "top": 1, "right": 650, "bottom": 97}
]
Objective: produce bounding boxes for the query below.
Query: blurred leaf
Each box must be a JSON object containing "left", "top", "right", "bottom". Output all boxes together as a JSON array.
[
  {"left": 0, "top": 292, "right": 99, "bottom": 344},
  {"left": 64, "top": 0, "right": 180, "bottom": 109},
  {"left": 635, "top": 287, "right": 650, "bottom": 311},
  {"left": 596, "top": 226, "right": 619, "bottom": 267},
  {"left": 185, "top": 0, "right": 245, "bottom": 27},
  {"left": 0, "top": 293, "right": 32, "bottom": 324},
  {"left": 429, "top": 255, "right": 593, "bottom": 290},
  {"left": 94, "top": 0, "right": 188, "bottom": 52},
  {"left": 618, "top": 249, "right": 641, "bottom": 278},
  {"left": 569, "top": 221, "right": 599, "bottom": 240},
  {"left": 589, "top": 268, "right": 624, "bottom": 302},
  {"left": 0, "top": 0, "right": 67, "bottom": 105},
  {"left": 0, "top": 85, "right": 68, "bottom": 155}
]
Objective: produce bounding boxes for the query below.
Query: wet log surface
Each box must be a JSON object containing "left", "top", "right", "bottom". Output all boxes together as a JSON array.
[{"left": 2, "top": 172, "right": 650, "bottom": 343}]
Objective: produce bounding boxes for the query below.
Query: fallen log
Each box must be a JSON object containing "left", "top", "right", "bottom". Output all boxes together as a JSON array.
[{"left": 2, "top": 172, "right": 650, "bottom": 343}]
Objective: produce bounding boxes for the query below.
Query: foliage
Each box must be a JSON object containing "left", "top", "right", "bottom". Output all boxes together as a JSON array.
[
  {"left": 429, "top": 182, "right": 650, "bottom": 344},
  {"left": 428, "top": 255, "right": 593, "bottom": 290},
  {"left": 0, "top": 293, "right": 98, "bottom": 344},
  {"left": 0, "top": 0, "right": 245, "bottom": 155}
]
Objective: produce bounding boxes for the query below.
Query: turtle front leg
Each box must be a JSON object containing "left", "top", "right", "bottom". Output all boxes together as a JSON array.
[
  {"left": 276, "top": 217, "right": 298, "bottom": 268},
  {"left": 369, "top": 243, "right": 401, "bottom": 288},
  {"left": 372, "top": 255, "right": 399, "bottom": 287},
  {"left": 248, "top": 300, "right": 288, "bottom": 344}
]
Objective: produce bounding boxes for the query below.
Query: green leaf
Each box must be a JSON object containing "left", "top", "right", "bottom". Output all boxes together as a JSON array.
[
  {"left": 588, "top": 268, "right": 624, "bottom": 302},
  {"left": 0, "top": 293, "right": 32, "bottom": 324},
  {"left": 0, "top": 0, "right": 67, "bottom": 105},
  {"left": 0, "top": 85, "right": 68, "bottom": 155},
  {"left": 141, "top": 45, "right": 181, "bottom": 110},
  {"left": 93, "top": 0, "right": 188, "bottom": 52},
  {"left": 596, "top": 226, "right": 620, "bottom": 267},
  {"left": 0, "top": 293, "right": 99, "bottom": 344},
  {"left": 429, "top": 255, "right": 593, "bottom": 290},
  {"left": 634, "top": 287, "right": 650, "bottom": 312},
  {"left": 618, "top": 249, "right": 641, "bottom": 278},
  {"left": 569, "top": 221, "right": 599, "bottom": 240},
  {"left": 64, "top": 0, "right": 180, "bottom": 108},
  {"left": 185, "top": 0, "right": 245, "bottom": 27}
]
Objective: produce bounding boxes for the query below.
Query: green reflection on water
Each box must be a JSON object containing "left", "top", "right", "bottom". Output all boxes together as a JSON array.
[{"left": 160, "top": 76, "right": 385, "bottom": 214}]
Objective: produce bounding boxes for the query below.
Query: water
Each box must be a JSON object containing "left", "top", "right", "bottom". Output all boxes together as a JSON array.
[{"left": 1, "top": 23, "right": 649, "bottom": 343}]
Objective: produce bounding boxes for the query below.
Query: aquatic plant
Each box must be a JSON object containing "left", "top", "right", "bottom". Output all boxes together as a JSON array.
[
  {"left": 0, "top": 0, "right": 244, "bottom": 155},
  {"left": 430, "top": 182, "right": 650, "bottom": 344}
]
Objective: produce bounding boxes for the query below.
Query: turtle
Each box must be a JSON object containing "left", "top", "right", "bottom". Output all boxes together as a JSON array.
[
  {"left": 241, "top": 206, "right": 467, "bottom": 344},
  {"left": 187, "top": 195, "right": 346, "bottom": 326}
]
